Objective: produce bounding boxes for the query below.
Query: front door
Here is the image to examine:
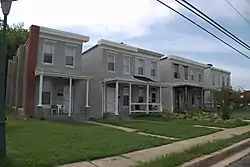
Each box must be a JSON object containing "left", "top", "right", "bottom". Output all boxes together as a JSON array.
[
  {"left": 106, "top": 87, "right": 115, "bottom": 113},
  {"left": 63, "top": 86, "right": 74, "bottom": 115}
]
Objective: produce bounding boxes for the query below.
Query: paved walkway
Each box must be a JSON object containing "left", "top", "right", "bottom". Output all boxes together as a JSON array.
[
  {"left": 60, "top": 125, "right": 250, "bottom": 167},
  {"left": 85, "top": 121, "right": 137, "bottom": 132}
]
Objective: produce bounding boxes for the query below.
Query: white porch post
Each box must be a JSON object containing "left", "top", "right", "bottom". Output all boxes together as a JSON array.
[
  {"left": 68, "top": 77, "right": 72, "bottom": 116},
  {"left": 129, "top": 83, "right": 132, "bottom": 114},
  {"left": 115, "top": 81, "right": 119, "bottom": 115},
  {"left": 85, "top": 79, "right": 90, "bottom": 107},
  {"left": 146, "top": 84, "right": 149, "bottom": 114},
  {"left": 159, "top": 86, "right": 162, "bottom": 112},
  {"left": 170, "top": 87, "right": 174, "bottom": 113},
  {"left": 37, "top": 74, "right": 43, "bottom": 106}
]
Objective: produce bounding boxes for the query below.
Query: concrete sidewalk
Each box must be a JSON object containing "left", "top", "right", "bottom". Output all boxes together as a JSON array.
[{"left": 60, "top": 125, "right": 250, "bottom": 167}]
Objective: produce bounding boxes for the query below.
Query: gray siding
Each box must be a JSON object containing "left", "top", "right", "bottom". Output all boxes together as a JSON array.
[
  {"left": 36, "top": 37, "right": 83, "bottom": 75},
  {"left": 204, "top": 68, "right": 231, "bottom": 89}
]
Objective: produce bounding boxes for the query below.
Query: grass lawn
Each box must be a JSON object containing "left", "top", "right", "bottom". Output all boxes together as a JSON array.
[
  {"left": 3, "top": 114, "right": 170, "bottom": 167},
  {"left": 137, "top": 132, "right": 250, "bottom": 167},
  {"left": 98, "top": 119, "right": 220, "bottom": 139},
  {"left": 232, "top": 110, "right": 250, "bottom": 120},
  {"left": 135, "top": 116, "right": 247, "bottom": 128}
]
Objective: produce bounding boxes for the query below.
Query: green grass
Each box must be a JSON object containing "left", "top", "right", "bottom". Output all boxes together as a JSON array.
[
  {"left": 98, "top": 119, "right": 220, "bottom": 139},
  {"left": 3, "top": 113, "right": 170, "bottom": 167},
  {"left": 137, "top": 132, "right": 250, "bottom": 167},
  {"left": 232, "top": 110, "right": 250, "bottom": 120}
]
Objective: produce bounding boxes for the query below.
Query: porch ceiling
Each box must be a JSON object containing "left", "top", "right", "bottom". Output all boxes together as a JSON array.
[
  {"left": 35, "top": 69, "right": 91, "bottom": 80},
  {"left": 173, "top": 82, "right": 202, "bottom": 88}
]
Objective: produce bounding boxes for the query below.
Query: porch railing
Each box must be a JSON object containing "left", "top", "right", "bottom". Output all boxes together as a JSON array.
[{"left": 130, "top": 103, "right": 162, "bottom": 113}]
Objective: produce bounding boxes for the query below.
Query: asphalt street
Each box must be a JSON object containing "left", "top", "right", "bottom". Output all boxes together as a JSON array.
[{"left": 227, "top": 154, "right": 250, "bottom": 167}]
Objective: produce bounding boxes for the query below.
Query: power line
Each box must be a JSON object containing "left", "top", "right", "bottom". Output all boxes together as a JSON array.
[
  {"left": 224, "top": 0, "right": 250, "bottom": 26},
  {"left": 156, "top": 0, "right": 250, "bottom": 60},
  {"left": 175, "top": 0, "right": 250, "bottom": 51}
]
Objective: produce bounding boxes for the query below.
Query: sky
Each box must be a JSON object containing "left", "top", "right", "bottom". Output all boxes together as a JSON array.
[{"left": 2, "top": 0, "right": 250, "bottom": 89}]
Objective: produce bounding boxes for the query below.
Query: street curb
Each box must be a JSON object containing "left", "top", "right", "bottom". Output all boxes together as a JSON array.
[{"left": 181, "top": 138, "right": 250, "bottom": 167}]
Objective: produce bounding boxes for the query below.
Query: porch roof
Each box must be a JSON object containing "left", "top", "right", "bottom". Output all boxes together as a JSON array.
[
  {"left": 173, "top": 81, "right": 202, "bottom": 88},
  {"left": 35, "top": 69, "right": 92, "bottom": 80},
  {"left": 103, "top": 77, "right": 171, "bottom": 87}
]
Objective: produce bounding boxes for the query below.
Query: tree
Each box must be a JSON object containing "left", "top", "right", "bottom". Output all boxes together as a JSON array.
[{"left": 0, "top": 19, "right": 29, "bottom": 59}]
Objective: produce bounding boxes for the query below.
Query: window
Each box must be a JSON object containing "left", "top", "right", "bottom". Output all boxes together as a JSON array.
[
  {"left": 108, "top": 53, "right": 116, "bottom": 72},
  {"left": 65, "top": 45, "right": 75, "bottom": 67},
  {"left": 123, "top": 57, "right": 130, "bottom": 74},
  {"left": 212, "top": 74, "right": 215, "bottom": 85},
  {"left": 222, "top": 76, "right": 225, "bottom": 87},
  {"left": 198, "top": 73, "right": 202, "bottom": 82},
  {"left": 123, "top": 86, "right": 129, "bottom": 106},
  {"left": 151, "top": 61, "right": 157, "bottom": 77},
  {"left": 138, "top": 59, "right": 145, "bottom": 75},
  {"left": 43, "top": 42, "right": 54, "bottom": 64},
  {"left": 190, "top": 71, "right": 194, "bottom": 81},
  {"left": 174, "top": 64, "right": 180, "bottom": 79},
  {"left": 151, "top": 88, "right": 157, "bottom": 103},
  {"left": 218, "top": 76, "right": 221, "bottom": 86},
  {"left": 227, "top": 77, "right": 230, "bottom": 87},
  {"left": 184, "top": 66, "right": 188, "bottom": 80},
  {"left": 42, "top": 92, "right": 51, "bottom": 105}
]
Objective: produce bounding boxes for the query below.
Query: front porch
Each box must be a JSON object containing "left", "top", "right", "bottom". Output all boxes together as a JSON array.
[
  {"left": 173, "top": 84, "right": 204, "bottom": 113},
  {"left": 35, "top": 69, "right": 91, "bottom": 118},
  {"left": 102, "top": 78, "right": 164, "bottom": 115}
]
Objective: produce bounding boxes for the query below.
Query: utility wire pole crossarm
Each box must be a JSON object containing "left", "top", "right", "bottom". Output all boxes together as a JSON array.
[{"left": 0, "top": 0, "right": 17, "bottom": 161}]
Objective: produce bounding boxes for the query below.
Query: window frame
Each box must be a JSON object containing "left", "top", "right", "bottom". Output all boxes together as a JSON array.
[
  {"left": 137, "top": 58, "right": 145, "bottom": 76},
  {"left": 198, "top": 73, "right": 202, "bottom": 82},
  {"left": 43, "top": 40, "right": 55, "bottom": 65},
  {"left": 65, "top": 44, "right": 76, "bottom": 68},
  {"left": 123, "top": 56, "right": 131, "bottom": 75},
  {"left": 150, "top": 61, "right": 157, "bottom": 77},
  {"left": 173, "top": 63, "right": 180, "bottom": 79},
  {"left": 107, "top": 52, "right": 116, "bottom": 72},
  {"left": 184, "top": 66, "right": 188, "bottom": 81},
  {"left": 42, "top": 91, "right": 52, "bottom": 106},
  {"left": 123, "top": 86, "right": 129, "bottom": 107}
]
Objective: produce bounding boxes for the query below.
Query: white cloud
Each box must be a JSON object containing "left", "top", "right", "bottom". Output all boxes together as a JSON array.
[{"left": 4, "top": 0, "right": 178, "bottom": 38}]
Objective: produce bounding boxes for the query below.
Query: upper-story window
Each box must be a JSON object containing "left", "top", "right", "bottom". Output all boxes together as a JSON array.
[
  {"left": 123, "top": 57, "right": 130, "bottom": 75},
  {"left": 150, "top": 61, "right": 157, "bottom": 77},
  {"left": 174, "top": 63, "right": 180, "bottom": 79},
  {"left": 218, "top": 76, "right": 221, "bottom": 86},
  {"left": 184, "top": 66, "right": 188, "bottom": 80},
  {"left": 227, "top": 76, "right": 230, "bottom": 87},
  {"left": 190, "top": 70, "right": 194, "bottom": 81},
  {"left": 198, "top": 73, "right": 202, "bottom": 82},
  {"left": 108, "top": 53, "right": 116, "bottom": 72},
  {"left": 43, "top": 42, "right": 54, "bottom": 64},
  {"left": 65, "top": 45, "right": 75, "bottom": 67},
  {"left": 138, "top": 59, "right": 145, "bottom": 75},
  {"left": 212, "top": 74, "right": 215, "bottom": 85},
  {"left": 222, "top": 76, "right": 225, "bottom": 87}
]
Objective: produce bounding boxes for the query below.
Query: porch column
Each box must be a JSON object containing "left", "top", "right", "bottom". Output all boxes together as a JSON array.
[
  {"left": 146, "top": 84, "right": 149, "bottom": 114},
  {"left": 210, "top": 90, "right": 212, "bottom": 108},
  {"left": 170, "top": 87, "right": 174, "bottom": 113},
  {"left": 185, "top": 86, "right": 188, "bottom": 112},
  {"left": 85, "top": 79, "right": 90, "bottom": 107},
  {"left": 68, "top": 77, "right": 72, "bottom": 116},
  {"left": 115, "top": 81, "right": 119, "bottom": 115},
  {"left": 129, "top": 83, "right": 132, "bottom": 114},
  {"left": 159, "top": 86, "right": 162, "bottom": 112},
  {"left": 37, "top": 74, "right": 43, "bottom": 106},
  {"left": 201, "top": 89, "right": 204, "bottom": 109}
]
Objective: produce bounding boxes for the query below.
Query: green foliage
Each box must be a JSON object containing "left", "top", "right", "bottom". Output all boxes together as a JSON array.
[{"left": 0, "top": 19, "right": 28, "bottom": 59}]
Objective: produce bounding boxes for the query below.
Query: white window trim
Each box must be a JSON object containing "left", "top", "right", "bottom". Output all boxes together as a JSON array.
[
  {"left": 65, "top": 44, "right": 76, "bottom": 68},
  {"left": 150, "top": 61, "right": 157, "bottom": 77},
  {"left": 107, "top": 51, "right": 116, "bottom": 72},
  {"left": 137, "top": 58, "right": 146, "bottom": 76},
  {"left": 42, "top": 41, "right": 55, "bottom": 65},
  {"left": 123, "top": 56, "right": 131, "bottom": 75},
  {"left": 173, "top": 63, "right": 180, "bottom": 80},
  {"left": 184, "top": 66, "right": 188, "bottom": 81}
]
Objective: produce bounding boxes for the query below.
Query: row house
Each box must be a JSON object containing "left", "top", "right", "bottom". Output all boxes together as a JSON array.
[{"left": 6, "top": 25, "right": 231, "bottom": 119}]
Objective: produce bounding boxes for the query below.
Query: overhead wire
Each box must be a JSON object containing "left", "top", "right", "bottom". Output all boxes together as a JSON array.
[
  {"left": 156, "top": 0, "right": 250, "bottom": 60},
  {"left": 175, "top": 0, "right": 250, "bottom": 51},
  {"left": 224, "top": 0, "right": 250, "bottom": 26}
]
